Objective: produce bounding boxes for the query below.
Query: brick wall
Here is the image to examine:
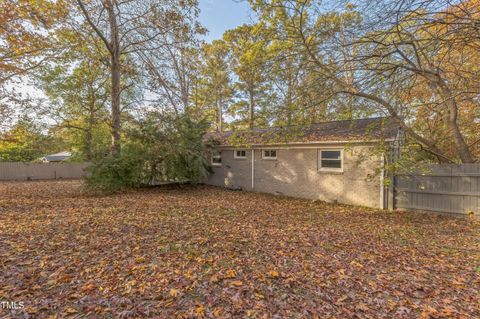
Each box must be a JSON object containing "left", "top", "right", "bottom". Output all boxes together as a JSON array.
[{"left": 205, "top": 144, "right": 382, "bottom": 208}]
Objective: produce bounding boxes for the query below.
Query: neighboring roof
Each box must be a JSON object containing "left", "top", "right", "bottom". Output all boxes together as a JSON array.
[
  {"left": 206, "top": 117, "right": 399, "bottom": 146},
  {"left": 44, "top": 151, "right": 72, "bottom": 162}
]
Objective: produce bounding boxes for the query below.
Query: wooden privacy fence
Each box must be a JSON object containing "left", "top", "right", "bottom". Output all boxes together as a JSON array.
[
  {"left": 0, "top": 162, "right": 90, "bottom": 181},
  {"left": 394, "top": 164, "right": 480, "bottom": 215}
]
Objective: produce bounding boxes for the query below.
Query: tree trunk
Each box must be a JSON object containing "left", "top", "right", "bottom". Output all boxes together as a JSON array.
[
  {"left": 76, "top": 0, "right": 122, "bottom": 157},
  {"left": 110, "top": 54, "right": 121, "bottom": 157},
  {"left": 85, "top": 104, "right": 95, "bottom": 161},
  {"left": 443, "top": 93, "right": 474, "bottom": 163},
  {"left": 286, "top": 64, "right": 294, "bottom": 125},
  {"left": 430, "top": 77, "right": 474, "bottom": 163},
  {"left": 340, "top": 20, "right": 355, "bottom": 118},
  {"left": 217, "top": 96, "right": 223, "bottom": 132},
  {"left": 447, "top": 107, "right": 473, "bottom": 163},
  {"left": 107, "top": 0, "right": 121, "bottom": 158},
  {"left": 85, "top": 127, "right": 93, "bottom": 161},
  {"left": 248, "top": 85, "right": 254, "bottom": 130}
]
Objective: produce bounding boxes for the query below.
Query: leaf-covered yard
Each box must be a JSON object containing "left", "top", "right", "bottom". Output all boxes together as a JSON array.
[{"left": 0, "top": 181, "right": 479, "bottom": 319}]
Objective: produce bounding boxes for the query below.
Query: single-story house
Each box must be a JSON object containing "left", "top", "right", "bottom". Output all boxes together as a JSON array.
[
  {"left": 205, "top": 117, "right": 402, "bottom": 209},
  {"left": 42, "top": 151, "right": 72, "bottom": 163}
]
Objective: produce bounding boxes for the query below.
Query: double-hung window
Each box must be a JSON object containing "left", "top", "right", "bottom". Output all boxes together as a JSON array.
[
  {"left": 262, "top": 149, "right": 277, "bottom": 160},
  {"left": 211, "top": 151, "right": 222, "bottom": 166},
  {"left": 318, "top": 149, "right": 343, "bottom": 172},
  {"left": 234, "top": 149, "right": 247, "bottom": 159}
]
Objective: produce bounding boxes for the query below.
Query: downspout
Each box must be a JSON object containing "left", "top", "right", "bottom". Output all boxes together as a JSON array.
[
  {"left": 388, "top": 127, "right": 403, "bottom": 210},
  {"left": 380, "top": 154, "right": 385, "bottom": 209},
  {"left": 251, "top": 148, "right": 255, "bottom": 190}
]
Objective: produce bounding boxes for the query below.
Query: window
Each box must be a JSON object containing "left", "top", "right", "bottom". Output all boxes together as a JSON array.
[
  {"left": 211, "top": 151, "right": 222, "bottom": 166},
  {"left": 262, "top": 149, "right": 277, "bottom": 160},
  {"left": 319, "top": 149, "right": 343, "bottom": 172},
  {"left": 234, "top": 150, "right": 247, "bottom": 159}
]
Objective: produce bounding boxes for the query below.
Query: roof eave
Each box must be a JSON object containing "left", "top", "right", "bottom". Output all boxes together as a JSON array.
[{"left": 213, "top": 138, "right": 396, "bottom": 148}]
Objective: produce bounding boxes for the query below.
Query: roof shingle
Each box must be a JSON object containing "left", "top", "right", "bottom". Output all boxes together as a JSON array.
[{"left": 206, "top": 117, "right": 399, "bottom": 146}]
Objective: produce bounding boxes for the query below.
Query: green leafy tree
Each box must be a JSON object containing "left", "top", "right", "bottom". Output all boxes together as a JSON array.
[
  {"left": 195, "top": 40, "right": 234, "bottom": 132},
  {"left": 223, "top": 23, "right": 272, "bottom": 130},
  {"left": 250, "top": 0, "right": 479, "bottom": 163},
  {"left": 0, "top": 0, "right": 68, "bottom": 131},
  {"left": 86, "top": 112, "right": 211, "bottom": 192},
  {"left": 0, "top": 120, "right": 64, "bottom": 162},
  {"left": 74, "top": 0, "right": 202, "bottom": 157},
  {"left": 0, "top": 0, "right": 68, "bottom": 84},
  {"left": 36, "top": 58, "right": 111, "bottom": 161}
]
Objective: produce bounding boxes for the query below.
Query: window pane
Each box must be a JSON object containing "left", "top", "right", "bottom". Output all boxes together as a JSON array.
[
  {"left": 321, "top": 150, "right": 340, "bottom": 159},
  {"left": 235, "top": 150, "right": 246, "bottom": 158},
  {"left": 321, "top": 159, "right": 341, "bottom": 168},
  {"left": 212, "top": 151, "right": 221, "bottom": 164},
  {"left": 263, "top": 150, "right": 276, "bottom": 158}
]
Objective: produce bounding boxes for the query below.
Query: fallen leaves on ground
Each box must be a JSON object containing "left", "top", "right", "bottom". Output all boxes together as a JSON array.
[{"left": 0, "top": 181, "right": 479, "bottom": 318}]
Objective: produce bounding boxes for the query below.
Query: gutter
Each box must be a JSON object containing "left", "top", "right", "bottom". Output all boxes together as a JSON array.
[{"left": 214, "top": 139, "right": 396, "bottom": 149}]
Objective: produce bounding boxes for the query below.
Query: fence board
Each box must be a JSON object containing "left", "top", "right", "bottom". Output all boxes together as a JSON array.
[
  {"left": 394, "top": 164, "right": 480, "bottom": 215},
  {"left": 0, "top": 162, "right": 90, "bottom": 181}
]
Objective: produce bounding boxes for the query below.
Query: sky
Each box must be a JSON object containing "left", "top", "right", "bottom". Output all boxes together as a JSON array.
[
  {"left": 7, "top": 0, "right": 253, "bottom": 130},
  {"left": 199, "top": 0, "right": 253, "bottom": 41}
]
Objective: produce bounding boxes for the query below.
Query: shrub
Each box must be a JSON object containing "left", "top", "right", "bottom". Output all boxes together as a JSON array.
[
  {"left": 86, "top": 112, "right": 211, "bottom": 192},
  {"left": 85, "top": 154, "right": 145, "bottom": 192}
]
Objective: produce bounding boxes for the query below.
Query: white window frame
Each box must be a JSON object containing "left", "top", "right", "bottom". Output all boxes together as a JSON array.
[
  {"left": 318, "top": 149, "right": 343, "bottom": 172},
  {"left": 211, "top": 151, "right": 222, "bottom": 166},
  {"left": 262, "top": 149, "right": 277, "bottom": 160},
  {"left": 233, "top": 149, "right": 247, "bottom": 159}
]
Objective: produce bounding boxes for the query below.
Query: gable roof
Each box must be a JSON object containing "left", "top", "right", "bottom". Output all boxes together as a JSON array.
[
  {"left": 44, "top": 151, "right": 72, "bottom": 162},
  {"left": 206, "top": 117, "right": 399, "bottom": 146}
]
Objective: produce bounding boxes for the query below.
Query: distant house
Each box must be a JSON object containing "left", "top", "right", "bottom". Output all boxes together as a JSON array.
[
  {"left": 205, "top": 117, "right": 402, "bottom": 209},
  {"left": 43, "top": 151, "right": 72, "bottom": 163}
]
